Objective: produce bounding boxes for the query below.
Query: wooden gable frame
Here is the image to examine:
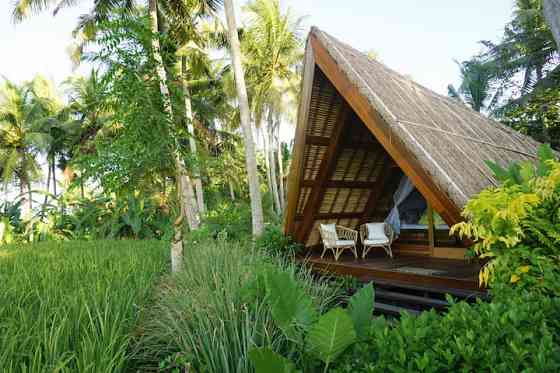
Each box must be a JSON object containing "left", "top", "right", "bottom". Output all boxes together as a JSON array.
[{"left": 284, "top": 32, "right": 463, "bottom": 243}]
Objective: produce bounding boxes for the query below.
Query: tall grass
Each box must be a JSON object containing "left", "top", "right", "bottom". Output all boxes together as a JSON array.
[
  {"left": 130, "top": 238, "right": 342, "bottom": 373},
  {"left": 0, "top": 240, "right": 167, "bottom": 372}
]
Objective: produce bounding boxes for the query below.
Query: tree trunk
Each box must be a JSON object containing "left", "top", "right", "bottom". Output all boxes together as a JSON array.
[
  {"left": 224, "top": 0, "right": 264, "bottom": 237},
  {"left": 176, "top": 158, "right": 200, "bottom": 231},
  {"left": 261, "top": 124, "right": 276, "bottom": 214},
  {"left": 149, "top": 0, "right": 199, "bottom": 272},
  {"left": 229, "top": 181, "right": 236, "bottom": 200},
  {"left": 181, "top": 56, "right": 206, "bottom": 215},
  {"left": 544, "top": 0, "right": 560, "bottom": 50},
  {"left": 275, "top": 113, "right": 285, "bottom": 212},
  {"left": 267, "top": 109, "right": 281, "bottom": 215},
  {"left": 42, "top": 161, "right": 52, "bottom": 216},
  {"left": 52, "top": 161, "right": 57, "bottom": 199},
  {"left": 27, "top": 180, "right": 32, "bottom": 214}
]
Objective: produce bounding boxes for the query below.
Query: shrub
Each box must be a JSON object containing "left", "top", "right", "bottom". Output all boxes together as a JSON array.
[
  {"left": 452, "top": 145, "right": 560, "bottom": 296},
  {"left": 204, "top": 201, "right": 253, "bottom": 240},
  {"left": 129, "top": 238, "right": 342, "bottom": 373},
  {"left": 0, "top": 240, "right": 167, "bottom": 372},
  {"left": 255, "top": 224, "right": 303, "bottom": 256},
  {"left": 332, "top": 293, "right": 560, "bottom": 372}
]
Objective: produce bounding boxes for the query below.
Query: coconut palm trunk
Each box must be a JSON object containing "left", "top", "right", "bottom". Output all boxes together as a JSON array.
[
  {"left": 261, "top": 123, "right": 276, "bottom": 214},
  {"left": 42, "top": 162, "right": 51, "bottom": 215},
  {"left": 229, "top": 181, "right": 236, "bottom": 200},
  {"left": 181, "top": 56, "right": 206, "bottom": 214},
  {"left": 224, "top": 0, "right": 264, "bottom": 236},
  {"left": 51, "top": 161, "right": 57, "bottom": 198},
  {"left": 28, "top": 180, "right": 32, "bottom": 211},
  {"left": 275, "top": 113, "right": 285, "bottom": 212},
  {"left": 267, "top": 108, "right": 281, "bottom": 215},
  {"left": 149, "top": 0, "right": 199, "bottom": 272},
  {"left": 544, "top": 0, "right": 560, "bottom": 50}
]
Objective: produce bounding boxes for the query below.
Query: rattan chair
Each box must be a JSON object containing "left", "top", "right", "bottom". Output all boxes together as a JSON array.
[
  {"left": 359, "top": 222, "right": 394, "bottom": 259},
  {"left": 318, "top": 223, "right": 358, "bottom": 261}
]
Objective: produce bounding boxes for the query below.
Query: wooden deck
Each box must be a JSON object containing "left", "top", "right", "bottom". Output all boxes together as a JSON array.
[{"left": 304, "top": 251, "right": 484, "bottom": 297}]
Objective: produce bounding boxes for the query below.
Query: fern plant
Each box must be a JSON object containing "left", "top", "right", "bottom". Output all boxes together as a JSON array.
[
  {"left": 245, "top": 265, "right": 375, "bottom": 373},
  {"left": 452, "top": 144, "right": 560, "bottom": 296}
]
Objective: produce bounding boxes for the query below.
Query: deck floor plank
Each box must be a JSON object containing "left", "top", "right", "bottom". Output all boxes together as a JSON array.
[{"left": 303, "top": 251, "right": 483, "bottom": 295}]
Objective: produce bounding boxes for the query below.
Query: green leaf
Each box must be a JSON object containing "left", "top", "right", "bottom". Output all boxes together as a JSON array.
[
  {"left": 485, "top": 160, "right": 509, "bottom": 182},
  {"left": 537, "top": 144, "right": 555, "bottom": 176},
  {"left": 348, "top": 282, "right": 374, "bottom": 339},
  {"left": 507, "top": 164, "right": 523, "bottom": 184},
  {"left": 249, "top": 347, "right": 297, "bottom": 373},
  {"left": 519, "top": 161, "right": 535, "bottom": 183},
  {"left": 307, "top": 307, "right": 357, "bottom": 366},
  {"left": 538, "top": 143, "right": 555, "bottom": 163},
  {"left": 265, "top": 269, "right": 317, "bottom": 340}
]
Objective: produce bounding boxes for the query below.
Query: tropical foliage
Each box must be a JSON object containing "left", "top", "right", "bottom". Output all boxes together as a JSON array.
[
  {"left": 449, "top": 0, "right": 560, "bottom": 148},
  {"left": 452, "top": 145, "right": 560, "bottom": 296}
]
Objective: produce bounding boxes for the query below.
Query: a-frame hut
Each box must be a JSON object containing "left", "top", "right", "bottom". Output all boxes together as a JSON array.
[{"left": 284, "top": 27, "right": 542, "bottom": 292}]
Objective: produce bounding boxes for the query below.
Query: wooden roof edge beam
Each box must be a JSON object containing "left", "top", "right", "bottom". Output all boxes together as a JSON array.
[
  {"left": 284, "top": 40, "right": 316, "bottom": 236},
  {"left": 295, "top": 103, "right": 351, "bottom": 243}
]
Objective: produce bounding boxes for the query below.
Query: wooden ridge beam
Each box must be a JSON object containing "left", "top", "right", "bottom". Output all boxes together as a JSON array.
[{"left": 295, "top": 103, "right": 350, "bottom": 243}]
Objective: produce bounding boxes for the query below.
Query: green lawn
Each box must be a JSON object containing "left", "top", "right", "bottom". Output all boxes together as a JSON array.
[{"left": 0, "top": 240, "right": 167, "bottom": 373}]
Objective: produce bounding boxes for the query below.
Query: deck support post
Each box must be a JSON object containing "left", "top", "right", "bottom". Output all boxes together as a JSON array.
[{"left": 427, "top": 203, "right": 435, "bottom": 256}]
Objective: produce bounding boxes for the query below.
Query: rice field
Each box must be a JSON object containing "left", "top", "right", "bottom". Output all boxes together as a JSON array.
[{"left": 0, "top": 240, "right": 168, "bottom": 373}]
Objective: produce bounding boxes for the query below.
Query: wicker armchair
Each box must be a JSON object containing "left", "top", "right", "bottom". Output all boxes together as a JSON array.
[
  {"left": 359, "top": 223, "right": 394, "bottom": 259},
  {"left": 318, "top": 223, "right": 358, "bottom": 261}
]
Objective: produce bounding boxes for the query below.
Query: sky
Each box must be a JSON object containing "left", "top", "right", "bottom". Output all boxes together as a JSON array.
[
  {"left": 0, "top": 1, "right": 516, "bottom": 199},
  {"left": 0, "top": 0, "right": 515, "bottom": 93}
]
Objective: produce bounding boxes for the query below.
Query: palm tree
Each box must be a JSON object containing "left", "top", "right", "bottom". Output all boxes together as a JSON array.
[
  {"left": 0, "top": 78, "right": 50, "bottom": 216},
  {"left": 544, "top": 0, "right": 560, "bottom": 50},
  {"left": 31, "top": 76, "right": 71, "bottom": 206},
  {"left": 241, "top": 0, "right": 303, "bottom": 215},
  {"left": 224, "top": 0, "right": 264, "bottom": 236},
  {"left": 162, "top": 10, "right": 227, "bottom": 216},
  {"left": 147, "top": 0, "right": 222, "bottom": 270},
  {"left": 447, "top": 58, "right": 501, "bottom": 113},
  {"left": 64, "top": 70, "right": 111, "bottom": 198},
  {"left": 481, "top": 0, "right": 558, "bottom": 94}
]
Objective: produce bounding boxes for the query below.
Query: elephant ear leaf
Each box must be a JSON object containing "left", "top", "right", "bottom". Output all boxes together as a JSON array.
[
  {"left": 249, "top": 347, "right": 297, "bottom": 373},
  {"left": 307, "top": 307, "right": 357, "bottom": 366},
  {"left": 265, "top": 269, "right": 317, "bottom": 340},
  {"left": 348, "top": 282, "right": 374, "bottom": 339}
]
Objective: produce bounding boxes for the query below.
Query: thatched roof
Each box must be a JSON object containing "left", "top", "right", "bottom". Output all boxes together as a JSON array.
[{"left": 284, "top": 27, "right": 543, "bottom": 247}]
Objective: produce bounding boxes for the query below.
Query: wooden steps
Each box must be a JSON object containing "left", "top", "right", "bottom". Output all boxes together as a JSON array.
[
  {"left": 369, "top": 282, "right": 487, "bottom": 317},
  {"left": 376, "top": 289, "right": 449, "bottom": 309},
  {"left": 374, "top": 302, "right": 421, "bottom": 317}
]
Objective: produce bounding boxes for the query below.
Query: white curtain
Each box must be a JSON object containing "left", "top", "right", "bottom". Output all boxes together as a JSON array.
[{"left": 385, "top": 175, "right": 415, "bottom": 236}]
